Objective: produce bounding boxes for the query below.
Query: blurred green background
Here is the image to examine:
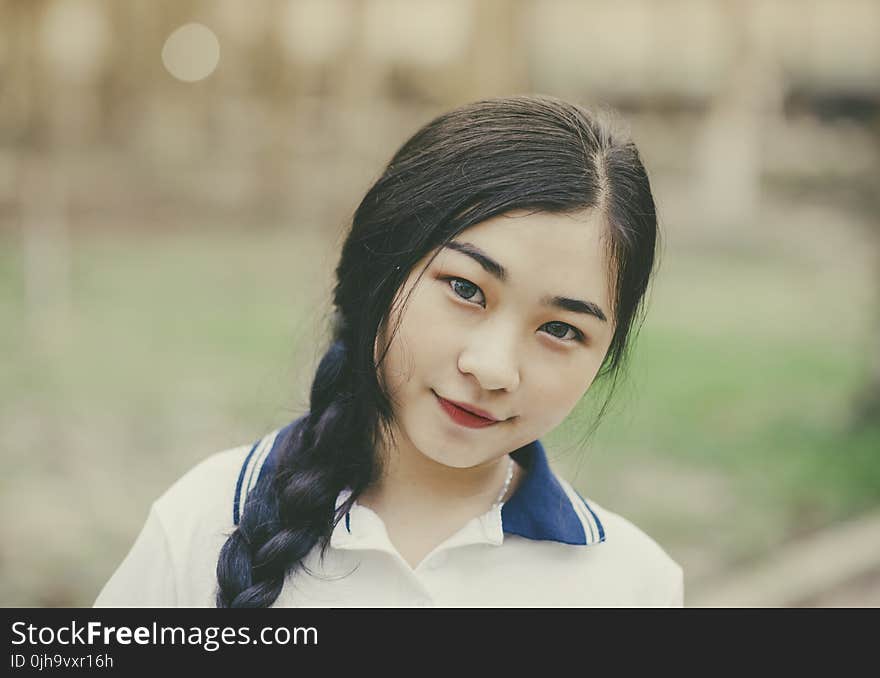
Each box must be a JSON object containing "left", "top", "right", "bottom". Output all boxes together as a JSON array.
[{"left": 1, "top": 0, "right": 879, "bottom": 607}]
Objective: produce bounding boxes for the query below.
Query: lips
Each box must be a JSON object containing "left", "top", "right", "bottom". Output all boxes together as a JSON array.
[{"left": 434, "top": 391, "right": 500, "bottom": 429}]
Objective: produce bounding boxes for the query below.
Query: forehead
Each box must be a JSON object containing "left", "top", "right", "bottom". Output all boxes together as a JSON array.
[{"left": 434, "top": 209, "right": 613, "bottom": 315}]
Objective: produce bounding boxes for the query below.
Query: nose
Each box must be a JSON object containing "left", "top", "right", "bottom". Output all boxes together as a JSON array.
[{"left": 457, "top": 317, "right": 521, "bottom": 392}]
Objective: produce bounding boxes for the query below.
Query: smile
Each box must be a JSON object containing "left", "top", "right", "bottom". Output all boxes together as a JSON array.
[{"left": 433, "top": 391, "right": 500, "bottom": 429}]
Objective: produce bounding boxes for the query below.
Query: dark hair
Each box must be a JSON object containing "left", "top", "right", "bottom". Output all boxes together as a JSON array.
[{"left": 215, "top": 94, "right": 659, "bottom": 607}]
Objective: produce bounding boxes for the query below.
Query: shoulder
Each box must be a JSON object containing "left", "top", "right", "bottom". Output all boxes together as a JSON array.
[
  {"left": 95, "top": 439, "right": 263, "bottom": 607},
  {"left": 590, "top": 500, "right": 680, "bottom": 573},
  {"left": 151, "top": 442, "right": 254, "bottom": 533},
  {"left": 557, "top": 478, "right": 684, "bottom": 606},
  {"left": 152, "top": 421, "right": 297, "bottom": 547},
  {"left": 146, "top": 427, "right": 292, "bottom": 606},
  {"left": 153, "top": 418, "right": 304, "bottom": 548}
]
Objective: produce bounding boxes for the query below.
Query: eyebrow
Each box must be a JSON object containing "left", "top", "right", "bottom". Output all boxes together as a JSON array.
[{"left": 443, "top": 240, "right": 609, "bottom": 323}]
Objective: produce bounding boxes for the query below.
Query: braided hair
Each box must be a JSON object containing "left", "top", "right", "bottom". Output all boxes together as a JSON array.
[{"left": 215, "top": 95, "right": 659, "bottom": 607}]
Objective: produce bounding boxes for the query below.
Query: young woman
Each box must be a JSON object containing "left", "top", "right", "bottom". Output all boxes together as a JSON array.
[{"left": 95, "top": 95, "right": 683, "bottom": 608}]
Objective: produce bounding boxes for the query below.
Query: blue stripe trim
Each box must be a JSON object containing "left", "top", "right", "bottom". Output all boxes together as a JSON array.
[
  {"left": 252, "top": 418, "right": 300, "bottom": 488},
  {"left": 233, "top": 416, "right": 306, "bottom": 526},
  {"left": 233, "top": 441, "right": 261, "bottom": 525},
  {"left": 243, "top": 437, "right": 267, "bottom": 508}
]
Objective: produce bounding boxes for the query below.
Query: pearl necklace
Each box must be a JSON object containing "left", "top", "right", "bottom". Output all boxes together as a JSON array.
[{"left": 492, "top": 456, "right": 515, "bottom": 509}]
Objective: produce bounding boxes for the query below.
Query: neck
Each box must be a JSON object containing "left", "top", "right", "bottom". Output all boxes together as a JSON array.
[{"left": 359, "top": 426, "right": 518, "bottom": 519}]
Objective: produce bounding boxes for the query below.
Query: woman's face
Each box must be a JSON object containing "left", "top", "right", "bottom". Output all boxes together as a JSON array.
[{"left": 375, "top": 209, "right": 616, "bottom": 470}]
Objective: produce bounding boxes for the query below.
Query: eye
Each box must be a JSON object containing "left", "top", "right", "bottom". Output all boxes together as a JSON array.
[
  {"left": 441, "top": 276, "right": 586, "bottom": 345},
  {"left": 444, "top": 276, "right": 486, "bottom": 307},
  {"left": 540, "top": 321, "right": 586, "bottom": 344}
]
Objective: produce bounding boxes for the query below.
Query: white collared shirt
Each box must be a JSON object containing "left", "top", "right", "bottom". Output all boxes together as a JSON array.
[{"left": 94, "top": 420, "right": 684, "bottom": 607}]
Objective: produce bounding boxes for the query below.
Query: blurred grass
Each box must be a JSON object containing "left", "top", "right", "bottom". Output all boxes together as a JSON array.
[
  {"left": 1, "top": 224, "right": 879, "bottom": 605},
  {"left": 555, "top": 237, "right": 880, "bottom": 584}
]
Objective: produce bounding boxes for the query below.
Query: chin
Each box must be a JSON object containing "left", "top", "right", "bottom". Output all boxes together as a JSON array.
[
  {"left": 422, "top": 438, "right": 498, "bottom": 470},
  {"left": 415, "top": 443, "right": 473, "bottom": 469},
  {"left": 407, "top": 430, "right": 476, "bottom": 469},
  {"left": 433, "top": 455, "right": 478, "bottom": 470}
]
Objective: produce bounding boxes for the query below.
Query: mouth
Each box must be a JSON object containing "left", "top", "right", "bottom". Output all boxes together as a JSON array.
[{"left": 432, "top": 390, "right": 502, "bottom": 429}]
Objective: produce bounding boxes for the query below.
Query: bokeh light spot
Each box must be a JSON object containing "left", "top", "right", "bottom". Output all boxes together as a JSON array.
[{"left": 161, "top": 23, "right": 220, "bottom": 82}]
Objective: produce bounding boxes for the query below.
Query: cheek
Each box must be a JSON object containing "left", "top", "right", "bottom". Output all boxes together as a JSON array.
[
  {"left": 527, "top": 359, "right": 600, "bottom": 427},
  {"left": 377, "top": 328, "right": 411, "bottom": 394},
  {"left": 378, "top": 289, "right": 447, "bottom": 390},
  {"left": 398, "top": 285, "right": 458, "bottom": 353},
  {"left": 579, "top": 352, "right": 606, "bottom": 390}
]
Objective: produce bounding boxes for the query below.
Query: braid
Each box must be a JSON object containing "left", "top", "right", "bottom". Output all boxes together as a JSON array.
[{"left": 216, "top": 338, "right": 374, "bottom": 608}]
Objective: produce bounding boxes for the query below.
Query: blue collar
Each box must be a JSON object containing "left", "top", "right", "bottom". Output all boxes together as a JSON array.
[
  {"left": 235, "top": 418, "right": 605, "bottom": 547},
  {"left": 504, "top": 439, "right": 605, "bottom": 546}
]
